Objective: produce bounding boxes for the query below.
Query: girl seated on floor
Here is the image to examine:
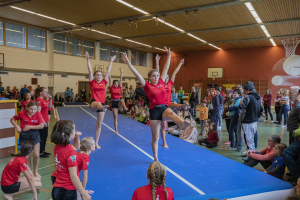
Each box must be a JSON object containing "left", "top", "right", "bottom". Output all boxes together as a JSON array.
[
  {"left": 1, "top": 141, "right": 41, "bottom": 200},
  {"left": 199, "top": 122, "right": 219, "bottom": 148},
  {"left": 138, "top": 110, "right": 147, "bottom": 124},
  {"left": 51, "top": 120, "right": 91, "bottom": 200},
  {"left": 179, "top": 116, "right": 198, "bottom": 144},
  {"left": 264, "top": 143, "right": 287, "bottom": 179},
  {"left": 130, "top": 106, "right": 136, "bottom": 120},
  {"left": 132, "top": 162, "right": 174, "bottom": 200}
]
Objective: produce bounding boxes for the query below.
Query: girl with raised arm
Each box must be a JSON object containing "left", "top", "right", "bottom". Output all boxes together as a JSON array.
[
  {"left": 85, "top": 51, "right": 114, "bottom": 149},
  {"left": 156, "top": 55, "right": 189, "bottom": 148},
  {"left": 108, "top": 68, "right": 128, "bottom": 134},
  {"left": 122, "top": 48, "right": 189, "bottom": 162}
]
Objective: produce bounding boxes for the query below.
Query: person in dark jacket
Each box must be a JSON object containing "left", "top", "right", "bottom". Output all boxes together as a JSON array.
[
  {"left": 210, "top": 88, "right": 220, "bottom": 127},
  {"left": 239, "top": 81, "right": 263, "bottom": 150},
  {"left": 188, "top": 86, "right": 199, "bottom": 118}
]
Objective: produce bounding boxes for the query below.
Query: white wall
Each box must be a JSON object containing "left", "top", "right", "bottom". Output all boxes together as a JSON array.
[
  {"left": 0, "top": 31, "right": 153, "bottom": 96},
  {"left": 0, "top": 71, "right": 48, "bottom": 90}
]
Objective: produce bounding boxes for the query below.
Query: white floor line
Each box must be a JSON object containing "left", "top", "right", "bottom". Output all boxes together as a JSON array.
[
  {"left": 37, "top": 164, "right": 55, "bottom": 170},
  {"left": 78, "top": 106, "right": 205, "bottom": 195}
]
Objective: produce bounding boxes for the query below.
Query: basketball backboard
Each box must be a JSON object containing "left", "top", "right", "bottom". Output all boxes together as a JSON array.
[{"left": 207, "top": 68, "right": 223, "bottom": 79}]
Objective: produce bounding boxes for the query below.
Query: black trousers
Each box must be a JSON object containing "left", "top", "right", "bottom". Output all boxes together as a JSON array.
[
  {"left": 244, "top": 152, "right": 272, "bottom": 169},
  {"left": 39, "top": 126, "right": 48, "bottom": 154},
  {"left": 275, "top": 106, "right": 281, "bottom": 122},
  {"left": 200, "top": 138, "right": 217, "bottom": 148},
  {"left": 179, "top": 99, "right": 183, "bottom": 104},
  {"left": 263, "top": 104, "right": 273, "bottom": 121},
  {"left": 52, "top": 187, "right": 77, "bottom": 200},
  {"left": 225, "top": 118, "right": 231, "bottom": 134}
]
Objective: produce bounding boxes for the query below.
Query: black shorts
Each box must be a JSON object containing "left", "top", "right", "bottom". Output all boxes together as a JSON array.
[
  {"left": 149, "top": 104, "right": 168, "bottom": 120},
  {"left": 90, "top": 99, "right": 105, "bottom": 112},
  {"left": 19, "top": 130, "right": 40, "bottom": 145},
  {"left": 48, "top": 110, "right": 51, "bottom": 115},
  {"left": 112, "top": 99, "right": 120, "bottom": 109},
  {"left": 1, "top": 182, "right": 21, "bottom": 194},
  {"left": 52, "top": 187, "right": 77, "bottom": 200},
  {"left": 51, "top": 176, "right": 56, "bottom": 185}
]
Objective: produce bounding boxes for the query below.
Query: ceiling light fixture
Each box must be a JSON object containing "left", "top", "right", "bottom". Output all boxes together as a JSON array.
[
  {"left": 244, "top": 2, "right": 276, "bottom": 46},
  {"left": 116, "top": 0, "right": 222, "bottom": 50},
  {"left": 208, "top": 43, "right": 222, "bottom": 50},
  {"left": 125, "top": 39, "right": 152, "bottom": 47},
  {"left": 10, "top": 6, "right": 76, "bottom": 25}
]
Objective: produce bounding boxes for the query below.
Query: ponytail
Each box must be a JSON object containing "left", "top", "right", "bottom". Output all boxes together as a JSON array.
[{"left": 11, "top": 140, "right": 34, "bottom": 157}]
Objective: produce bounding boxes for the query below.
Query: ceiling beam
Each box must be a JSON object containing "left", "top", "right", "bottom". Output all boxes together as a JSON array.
[
  {"left": 98, "top": 18, "right": 300, "bottom": 42},
  {"left": 132, "top": 34, "right": 300, "bottom": 49},
  {"left": 49, "top": 0, "right": 262, "bottom": 31},
  {"left": 0, "top": 0, "right": 30, "bottom": 7}
]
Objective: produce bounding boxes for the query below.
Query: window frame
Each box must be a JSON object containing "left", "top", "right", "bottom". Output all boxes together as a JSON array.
[
  {"left": 99, "top": 43, "right": 134, "bottom": 64},
  {"left": 131, "top": 50, "right": 147, "bottom": 67},
  {"left": 1, "top": 19, "right": 47, "bottom": 52}
]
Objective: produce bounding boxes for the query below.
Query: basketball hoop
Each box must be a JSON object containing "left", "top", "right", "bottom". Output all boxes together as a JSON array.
[{"left": 281, "top": 37, "right": 300, "bottom": 57}]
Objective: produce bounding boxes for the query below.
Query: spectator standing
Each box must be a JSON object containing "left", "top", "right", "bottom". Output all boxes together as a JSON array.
[
  {"left": 274, "top": 90, "right": 282, "bottom": 123},
  {"left": 65, "top": 87, "right": 71, "bottom": 101},
  {"left": 129, "top": 85, "right": 135, "bottom": 100},
  {"left": 20, "top": 84, "right": 29, "bottom": 99},
  {"left": 178, "top": 85, "right": 184, "bottom": 104},
  {"left": 81, "top": 87, "right": 86, "bottom": 102},
  {"left": 263, "top": 89, "right": 274, "bottom": 122},
  {"left": 189, "top": 86, "right": 199, "bottom": 118},
  {"left": 28, "top": 86, "right": 34, "bottom": 100},
  {"left": 196, "top": 100, "right": 208, "bottom": 135},
  {"left": 239, "top": 81, "right": 263, "bottom": 151}
]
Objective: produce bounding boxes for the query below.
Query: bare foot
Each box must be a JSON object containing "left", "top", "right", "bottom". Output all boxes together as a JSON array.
[
  {"left": 4, "top": 194, "right": 14, "bottom": 200},
  {"left": 34, "top": 171, "right": 41, "bottom": 179},
  {"left": 162, "top": 144, "right": 169, "bottom": 148},
  {"left": 124, "top": 107, "right": 128, "bottom": 111},
  {"left": 104, "top": 105, "right": 109, "bottom": 111},
  {"left": 115, "top": 131, "right": 119, "bottom": 134},
  {"left": 181, "top": 103, "right": 189, "bottom": 110},
  {"left": 182, "top": 120, "right": 190, "bottom": 130},
  {"left": 95, "top": 144, "right": 101, "bottom": 149}
]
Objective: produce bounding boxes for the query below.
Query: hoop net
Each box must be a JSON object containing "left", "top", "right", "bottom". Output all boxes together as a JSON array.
[
  {"left": 212, "top": 75, "right": 216, "bottom": 80},
  {"left": 281, "top": 37, "right": 300, "bottom": 57}
]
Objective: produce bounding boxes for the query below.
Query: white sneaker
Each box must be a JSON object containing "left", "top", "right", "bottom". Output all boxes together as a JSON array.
[
  {"left": 242, "top": 151, "right": 247, "bottom": 155},
  {"left": 281, "top": 125, "right": 286, "bottom": 128},
  {"left": 271, "top": 121, "right": 274, "bottom": 123},
  {"left": 264, "top": 120, "right": 268, "bottom": 122},
  {"left": 217, "top": 126, "right": 221, "bottom": 130}
]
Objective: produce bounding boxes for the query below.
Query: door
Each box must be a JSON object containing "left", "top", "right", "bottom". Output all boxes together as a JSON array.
[{"left": 78, "top": 81, "right": 91, "bottom": 102}]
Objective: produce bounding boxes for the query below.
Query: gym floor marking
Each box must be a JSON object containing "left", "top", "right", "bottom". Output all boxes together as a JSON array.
[{"left": 78, "top": 106, "right": 206, "bottom": 195}]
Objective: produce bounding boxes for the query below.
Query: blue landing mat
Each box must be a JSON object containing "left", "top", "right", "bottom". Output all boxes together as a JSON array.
[{"left": 57, "top": 106, "right": 293, "bottom": 200}]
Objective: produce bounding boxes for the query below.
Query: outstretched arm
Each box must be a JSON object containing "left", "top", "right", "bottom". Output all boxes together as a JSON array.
[
  {"left": 104, "top": 55, "right": 116, "bottom": 82},
  {"left": 161, "top": 47, "right": 172, "bottom": 82},
  {"left": 121, "top": 53, "right": 145, "bottom": 87},
  {"left": 155, "top": 54, "right": 161, "bottom": 72},
  {"left": 108, "top": 73, "right": 112, "bottom": 87},
  {"left": 171, "top": 58, "right": 184, "bottom": 83},
  {"left": 119, "top": 68, "right": 123, "bottom": 87},
  {"left": 85, "top": 51, "right": 93, "bottom": 82}
]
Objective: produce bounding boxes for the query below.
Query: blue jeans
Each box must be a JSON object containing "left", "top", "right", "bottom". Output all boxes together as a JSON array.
[
  {"left": 229, "top": 114, "right": 238, "bottom": 148},
  {"left": 200, "top": 120, "right": 205, "bottom": 134},
  {"left": 217, "top": 106, "right": 223, "bottom": 127},
  {"left": 283, "top": 138, "right": 300, "bottom": 181},
  {"left": 254, "top": 131, "right": 258, "bottom": 148},
  {"left": 211, "top": 110, "right": 218, "bottom": 125},
  {"left": 278, "top": 104, "right": 289, "bottom": 125},
  {"left": 236, "top": 117, "right": 243, "bottom": 150}
]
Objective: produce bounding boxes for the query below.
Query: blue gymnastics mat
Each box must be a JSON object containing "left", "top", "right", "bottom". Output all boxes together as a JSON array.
[{"left": 57, "top": 106, "right": 294, "bottom": 200}]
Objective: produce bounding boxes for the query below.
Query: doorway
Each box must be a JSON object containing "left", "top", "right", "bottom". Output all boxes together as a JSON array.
[{"left": 78, "top": 81, "right": 91, "bottom": 102}]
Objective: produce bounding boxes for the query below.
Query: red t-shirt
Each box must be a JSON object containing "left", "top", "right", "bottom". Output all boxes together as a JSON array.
[
  {"left": 13, "top": 110, "right": 43, "bottom": 130},
  {"left": 77, "top": 152, "right": 89, "bottom": 173},
  {"left": 144, "top": 78, "right": 167, "bottom": 109},
  {"left": 1, "top": 157, "right": 27, "bottom": 186},
  {"left": 90, "top": 79, "right": 107, "bottom": 103},
  {"left": 46, "top": 99, "right": 54, "bottom": 111},
  {"left": 110, "top": 85, "right": 122, "bottom": 100},
  {"left": 164, "top": 80, "right": 173, "bottom": 106},
  {"left": 132, "top": 185, "right": 174, "bottom": 200},
  {"left": 36, "top": 97, "right": 49, "bottom": 122},
  {"left": 21, "top": 100, "right": 34, "bottom": 108},
  {"left": 53, "top": 145, "right": 78, "bottom": 190}
]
